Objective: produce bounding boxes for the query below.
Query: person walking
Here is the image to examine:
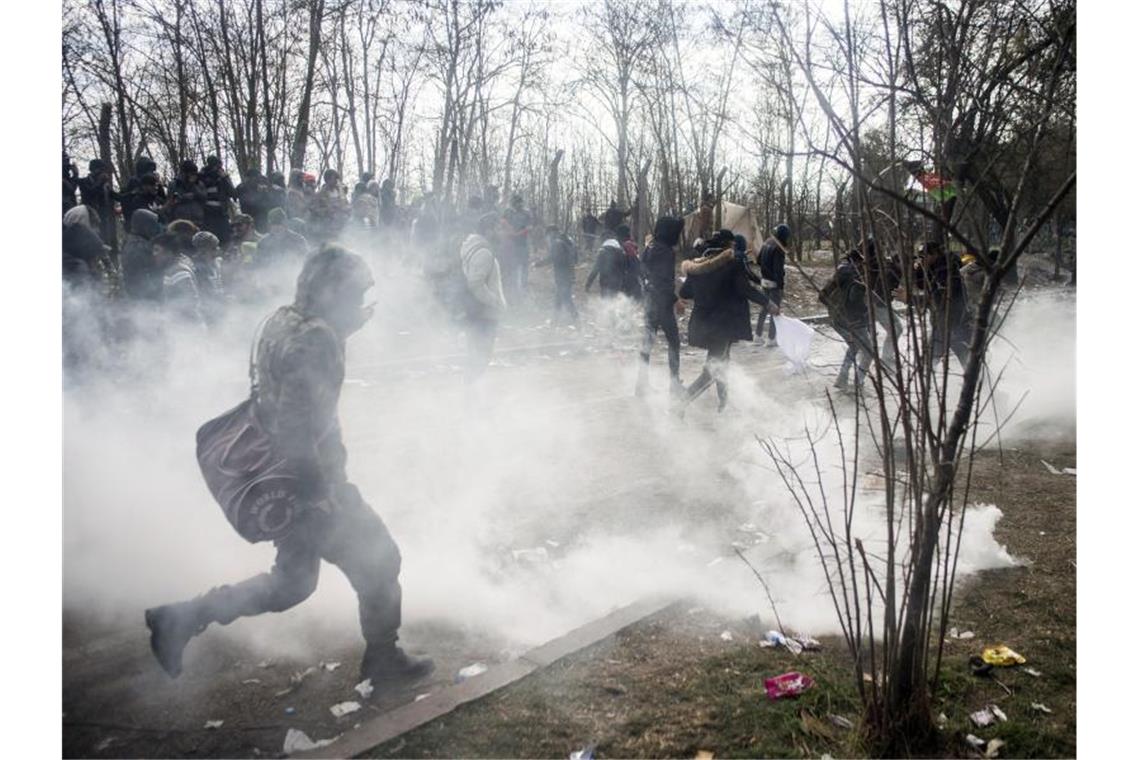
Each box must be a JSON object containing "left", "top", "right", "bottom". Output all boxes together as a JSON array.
[
  {"left": 635, "top": 216, "right": 686, "bottom": 398},
  {"left": 755, "top": 223, "right": 791, "bottom": 346}
]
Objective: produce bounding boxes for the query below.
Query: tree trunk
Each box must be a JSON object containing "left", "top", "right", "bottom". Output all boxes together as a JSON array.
[
  {"left": 290, "top": 0, "right": 325, "bottom": 171},
  {"left": 548, "top": 149, "right": 564, "bottom": 228}
]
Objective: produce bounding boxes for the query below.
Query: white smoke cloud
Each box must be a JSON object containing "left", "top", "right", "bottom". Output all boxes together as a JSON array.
[{"left": 63, "top": 258, "right": 1067, "bottom": 656}]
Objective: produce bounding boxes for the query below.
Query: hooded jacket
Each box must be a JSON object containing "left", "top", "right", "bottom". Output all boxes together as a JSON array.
[
  {"left": 757, "top": 236, "right": 788, "bottom": 290},
  {"left": 585, "top": 239, "right": 625, "bottom": 296},
  {"left": 460, "top": 233, "right": 507, "bottom": 319},
  {"left": 679, "top": 248, "right": 771, "bottom": 348},
  {"left": 641, "top": 217, "right": 685, "bottom": 304},
  {"left": 62, "top": 206, "right": 106, "bottom": 277},
  {"left": 121, "top": 210, "right": 164, "bottom": 300},
  {"left": 251, "top": 252, "right": 371, "bottom": 487}
]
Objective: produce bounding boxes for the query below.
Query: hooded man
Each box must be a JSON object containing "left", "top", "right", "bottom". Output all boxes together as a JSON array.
[
  {"left": 258, "top": 207, "right": 309, "bottom": 269},
  {"left": 236, "top": 168, "right": 272, "bottom": 232},
  {"left": 63, "top": 153, "right": 80, "bottom": 215},
  {"left": 200, "top": 155, "right": 237, "bottom": 244},
  {"left": 616, "top": 224, "right": 643, "bottom": 301},
  {"left": 501, "top": 193, "right": 532, "bottom": 303},
  {"left": 121, "top": 209, "right": 164, "bottom": 301},
  {"left": 191, "top": 231, "right": 226, "bottom": 325},
  {"left": 145, "top": 245, "right": 434, "bottom": 688},
  {"left": 150, "top": 231, "right": 205, "bottom": 328},
  {"left": 536, "top": 226, "right": 579, "bottom": 326},
  {"left": 903, "top": 239, "right": 970, "bottom": 369},
  {"left": 62, "top": 205, "right": 108, "bottom": 283},
  {"left": 678, "top": 228, "right": 776, "bottom": 412},
  {"left": 636, "top": 216, "right": 686, "bottom": 397},
  {"left": 166, "top": 160, "right": 208, "bottom": 226},
  {"left": 459, "top": 212, "right": 508, "bottom": 385},
  {"left": 755, "top": 223, "right": 791, "bottom": 346},
  {"left": 78, "top": 158, "right": 121, "bottom": 252},
  {"left": 584, "top": 238, "right": 625, "bottom": 298}
]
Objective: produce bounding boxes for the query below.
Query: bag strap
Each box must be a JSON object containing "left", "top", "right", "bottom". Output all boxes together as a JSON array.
[{"left": 248, "top": 315, "right": 272, "bottom": 400}]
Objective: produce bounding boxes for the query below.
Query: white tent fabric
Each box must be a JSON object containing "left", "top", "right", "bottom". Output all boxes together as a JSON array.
[{"left": 681, "top": 201, "right": 765, "bottom": 249}]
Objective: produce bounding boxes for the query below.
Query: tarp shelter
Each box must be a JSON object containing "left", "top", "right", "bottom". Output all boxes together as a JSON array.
[{"left": 682, "top": 201, "right": 765, "bottom": 251}]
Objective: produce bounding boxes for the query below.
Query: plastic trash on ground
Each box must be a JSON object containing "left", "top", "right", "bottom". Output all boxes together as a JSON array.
[
  {"left": 985, "top": 738, "right": 1007, "bottom": 758},
  {"left": 457, "top": 662, "right": 489, "bottom": 681},
  {"left": 204, "top": 719, "right": 224, "bottom": 729},
  {"left": 569, "top": 745, "right": 595, "bottom": 760},
  {"left": 283, "top": 728, "right": 337, "bottom": 755},
  {"left": 765, "top": 630, "right": 804, "bottom": 655},
  {"left": 720, "top": 631, "right": 734, "bottom": 642},
  {"left": 965, "top": 734, "right": 986, "bottom": 749},
  {"left": 1031, "top": 702, "right": 1053, "bottom": 714},
  {"left": 329, "top": 701, "right": 361, "bottom": 718},
  {"left": 828, "top": 714, "right": 854, "bottom": 730},
  {"left": 982, "top": 645, "right": 1027, "bottom": 666},
  {"left": 354, "top": 678, "right": 374, "bottom": 699},
  {"left": 970, "top": 706, "right": 996, "bottom": 728},
  {"left": 772, "top": 316, "right": 813, "bottom": 372},
  {"left": 764, "top": 671, "right": 815, "bottom": 699},
  {"left": 321, "top": 661, "right": 341, "bottom": 672}
]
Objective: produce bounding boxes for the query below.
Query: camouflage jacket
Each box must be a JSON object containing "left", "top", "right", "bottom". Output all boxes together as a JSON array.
[{"left": 252, "top": 305, "right": 347, "bottom": 483}]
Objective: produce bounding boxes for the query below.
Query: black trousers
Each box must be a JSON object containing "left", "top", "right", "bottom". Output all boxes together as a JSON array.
[
  {"left": 553, "top": 275, "right": 578, "bottom": 324},
  {"left": 189, "top": 483, "right": 402, "bottom": 648},
  {"left": 639, "top": 297, "right": 681, "bottom": 379}
]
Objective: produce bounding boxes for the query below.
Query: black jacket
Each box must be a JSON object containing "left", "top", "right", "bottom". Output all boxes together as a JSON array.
[
  {"left": 680, "top": 249, "right": 770, "bottom": 348},
  {"left": 640, "top": 240, "right": 677, "bottom": 304},
  {"left": 915, "top": 254, "right": 968, "bottom": 331},
  {"left": 586, "top": 242, "right": 625, "bottom": 295},
  {"left": 757, "top": 236, "right": 787, "bottom": 289}
]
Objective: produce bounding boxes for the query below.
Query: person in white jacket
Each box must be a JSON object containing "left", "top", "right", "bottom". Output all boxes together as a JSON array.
[{"left": 459, "top": 212, "right": 507, "bottom": 384}]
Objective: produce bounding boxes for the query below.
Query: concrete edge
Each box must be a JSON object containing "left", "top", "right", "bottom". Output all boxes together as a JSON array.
[{"left": 293, "top": 596, "right": 678, "bottom": 759}]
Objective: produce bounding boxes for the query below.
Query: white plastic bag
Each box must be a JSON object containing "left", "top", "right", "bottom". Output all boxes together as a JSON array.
[{"left": 773, "top": 316, "right": 813, "bottom": 371}]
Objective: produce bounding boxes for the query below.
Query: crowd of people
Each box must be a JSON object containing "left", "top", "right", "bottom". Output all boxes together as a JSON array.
[{"left": 61, "top": 151, "right": 1015, "bottom": 695}]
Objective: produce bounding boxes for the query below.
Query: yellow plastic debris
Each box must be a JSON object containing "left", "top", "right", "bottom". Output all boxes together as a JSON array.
[{"left": 982, "top": 645, "right": 1026, "bottom": 666}]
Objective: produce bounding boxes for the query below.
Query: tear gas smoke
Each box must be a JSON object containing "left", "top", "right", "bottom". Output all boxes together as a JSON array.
[{"left": 63, "top": 245, "right": 1071, "bottom": 657}]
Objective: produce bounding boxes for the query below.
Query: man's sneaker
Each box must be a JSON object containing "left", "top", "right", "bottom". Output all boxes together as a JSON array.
[
  {"left": 144, "top": 604, "right": 205, "bottom": 678},
  {"left": 360, "top": 645, "right": 435, "bottom": 687}
]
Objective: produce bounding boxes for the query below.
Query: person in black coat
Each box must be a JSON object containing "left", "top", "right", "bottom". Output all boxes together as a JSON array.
[
  {"left": 636, "top": 216, "right": 686, "bottom": 397},
  {"left": 584, "top": 238, "right": 625, "bottom": 298},
  {"left": 907, "top": 239, "right": 970, "bottom": 369},
  {"left": 755, "top": 223, "right": 791, "bottom": 345},
  {"left": 820, "top": 258, "right": 873, "bottom": 390},
  {"left": 678, "top": 230, "right": 777, "bottom": 411}
]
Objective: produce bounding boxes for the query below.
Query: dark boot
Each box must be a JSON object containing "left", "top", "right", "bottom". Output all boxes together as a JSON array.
[
  {"left": 144, "top": 602, "right": 207, "bottom": 678},
  {"left": 360, "top": 644, "right": 435, "bottom": 688}
]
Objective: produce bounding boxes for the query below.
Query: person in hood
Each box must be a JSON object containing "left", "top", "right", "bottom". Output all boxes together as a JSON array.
[
  {"left": 903, "top": 239, "right": 970, "bottom": 369},
  {"left": 259, "top": 207, "right": 309, "bottom": 268},
  {"left": 191, "top": 231, "right": 226, "bottom": 325},
  {"left": 820, "top": 254, "right": 873, "bottom": 391},
  {"left": 145, "top": 245, "right": 434, "bottom": 688},
  {"left": 535, "top": 226, "right": 579, "bottom": 326},
  {"left": 502, "top": 194, "right": 533, "bottom": 303},
  {"left": 62, "top": 205, "right": 108, "bottom": 283},
  {"left": 63, "top": 153, "right": 80, "bottom": 215},
  {"left": 200, "top": 156, "right": 237, "bottom": 245},
  {"left": 78, "top": 159, "right": 121, "bottom": 252},
  {"left": 236, "top": 168, "right": 272, "bottom": 232},
  {"left": 165, "top": 160, "right": 208, "bottom": 226},
  {"left": 845, "top": 237, "right": 902, "bottom": 371},
  {"left": 616, "top": 224, "right": 643, "bottom": 300},
  {"left": 584, "top": 238, "right": 626, "bottom": 298},
  {"left": 459, "top": 212, "right": 508, "bottom": 385},
  {"left": 755, "top": 223, "right": 791, "bottom": 346},
  {"left": 148, "top": 231, "right": 205, "bottom": 328},
  {"left": 602, "top": 200, "right": 629, "bottom": 236},
  {"left": 121, "top": 209, "right": 164, "bottom": 301},
  {"left": 636, "top": 216, "right": 685, "bottom": 397},
  {"left": 678, "top": 229, "right": 776, "bottom": 412}
]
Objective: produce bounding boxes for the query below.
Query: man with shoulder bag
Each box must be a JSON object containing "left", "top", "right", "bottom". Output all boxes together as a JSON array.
[{"left": 145, "top": 244, "right": 433, "bottom": 689}]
